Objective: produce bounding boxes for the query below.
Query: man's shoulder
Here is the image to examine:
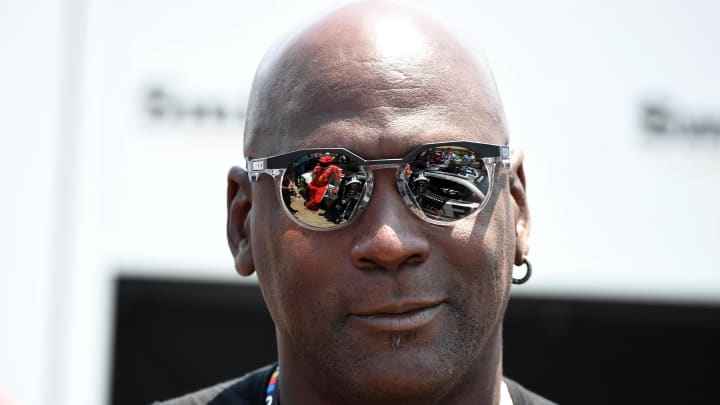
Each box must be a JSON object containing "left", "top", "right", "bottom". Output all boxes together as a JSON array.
[
  {"left": 153, "top": 366, "right": 555, "bottom": 405},
  {"left": 153, "top": 364, "right": 275, "bottom": 405},
  {"left": 504, "top": 377, "right": 558, "bottom": 405}
]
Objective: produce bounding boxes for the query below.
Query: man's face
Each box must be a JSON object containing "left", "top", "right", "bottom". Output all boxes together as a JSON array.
[
  {"left": 233, "top": 8, "right": 525, "bottom": 403},
  {"left": 247, "top": 67, "right": 515, "bottom": 405}
]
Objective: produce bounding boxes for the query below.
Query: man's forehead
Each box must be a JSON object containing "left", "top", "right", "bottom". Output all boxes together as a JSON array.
[
  {"left": 244, "top": 2, "right": 508, "bottom": 158},
  {"left": 283, "top": 114, "right": 503, "bottom": 160}
]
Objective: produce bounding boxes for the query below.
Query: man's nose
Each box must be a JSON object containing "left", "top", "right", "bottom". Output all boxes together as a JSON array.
[{"left": 350, "top": 172, "right": 430, "bottom": 271}]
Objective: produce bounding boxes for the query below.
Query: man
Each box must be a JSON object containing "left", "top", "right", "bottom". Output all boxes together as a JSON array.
[{"left": 159, "top": 1, "right": 551, "bottom": 404}]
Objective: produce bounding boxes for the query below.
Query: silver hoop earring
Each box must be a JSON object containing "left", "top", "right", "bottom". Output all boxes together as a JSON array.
[{"left": 512, "top": 257, "right": 532, "bottom": 285}]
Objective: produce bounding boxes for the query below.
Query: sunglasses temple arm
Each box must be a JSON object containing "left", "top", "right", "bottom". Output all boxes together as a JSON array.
[
  {"left": 246, "top": 158, "right": 284, "bottom": 182},
  {"left": 500, "top": 146, "right": 511, "bottom": 170},
  {"left": 502, "top": 158, "right": 511, "bottom": 170}
]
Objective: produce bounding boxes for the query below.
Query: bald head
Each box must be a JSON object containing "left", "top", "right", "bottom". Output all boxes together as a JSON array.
[
  {"left": 228, "top": 5, "right": 532, "bottom": 403},
  {"left": 244, "top": 1, "right": 508, "bottom": 157}
]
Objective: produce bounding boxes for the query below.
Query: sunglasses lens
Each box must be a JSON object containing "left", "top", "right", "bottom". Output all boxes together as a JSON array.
[
  {"left": 403, "top": 145, "right": 490, "bottom": 221},
  {"left": 281, "top": 152, "right": 367, "bottom": 229}
]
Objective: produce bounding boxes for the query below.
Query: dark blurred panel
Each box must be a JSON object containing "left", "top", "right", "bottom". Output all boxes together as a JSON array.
[
  {"left": 503, "top": 297, "right": 720, "bottom": 404},
  {"left": 110, "top": 277, "right": 277, "bottom": 405},
  {"left": 111, "top": 276, "right": 720, "bottom": 405}
]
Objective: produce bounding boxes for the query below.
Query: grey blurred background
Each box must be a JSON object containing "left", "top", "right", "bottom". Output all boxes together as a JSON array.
[{"left": 1, "top": 1, "right": 719, "bottom": 404}]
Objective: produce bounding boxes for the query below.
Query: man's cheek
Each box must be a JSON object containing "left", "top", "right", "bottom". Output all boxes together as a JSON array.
[{"left": 450, "top": 217, "right": 475, "bottom": 242}]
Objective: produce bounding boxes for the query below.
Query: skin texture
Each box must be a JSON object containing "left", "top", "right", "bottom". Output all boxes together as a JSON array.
[{"left": 227, "top": 2, "right": 530, "bottom": 404}]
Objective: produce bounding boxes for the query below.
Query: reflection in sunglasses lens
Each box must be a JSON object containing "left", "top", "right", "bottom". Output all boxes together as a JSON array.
[
  {"left": 404, "top": 146, "right": 489, "bottom": 221},
  {"left": 280, "top": 146, "right": 491, "bottom": 228},
  {"left": 282, "top": 152, "right": 367, "bottom": 229}
]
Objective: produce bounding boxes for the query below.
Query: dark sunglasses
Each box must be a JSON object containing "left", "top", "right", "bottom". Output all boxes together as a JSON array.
[{"left": 247, "top": 141, "right": 510, "bottom": 230}]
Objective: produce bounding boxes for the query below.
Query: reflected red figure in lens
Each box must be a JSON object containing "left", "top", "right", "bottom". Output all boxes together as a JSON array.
[{"left": 305, "top": 156, "right": 342, "bottom": 210}]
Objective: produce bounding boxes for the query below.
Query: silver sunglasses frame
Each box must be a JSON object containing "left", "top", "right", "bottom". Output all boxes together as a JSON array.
[{"left": 247, "top": 141, "right": 511, "bottom": 231}]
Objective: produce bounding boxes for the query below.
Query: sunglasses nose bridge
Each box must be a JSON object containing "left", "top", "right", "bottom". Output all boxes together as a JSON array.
[
  {"left": 358, "top": 166, "right": 414, "bottom": 218},
  {"left": 357, "top": 162, "right": 406, "bottom": 208}
]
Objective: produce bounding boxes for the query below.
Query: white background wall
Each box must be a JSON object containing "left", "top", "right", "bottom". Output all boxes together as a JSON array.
[
  {"left": 1, "top": 1, "right": 718, "bottom": 404},
  {"left": 2, "top": 1, "right": 64, "bottom": 404}
]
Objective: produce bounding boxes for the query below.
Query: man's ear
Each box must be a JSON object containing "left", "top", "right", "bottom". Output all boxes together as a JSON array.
[
  {"left": 227, "top": 166, "right": 255, "bottom": 276},
  {"left": 509, "top": 149, "right": 531, "bottom": 266}
]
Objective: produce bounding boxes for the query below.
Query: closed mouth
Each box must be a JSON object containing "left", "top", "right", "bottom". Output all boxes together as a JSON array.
[{"left": 349, "top": 301, "right": 445, "bottom": 332}]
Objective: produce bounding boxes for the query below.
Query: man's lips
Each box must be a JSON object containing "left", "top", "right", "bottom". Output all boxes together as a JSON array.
[{"left": 348, "top": 301, "right": 446, "bottom": 332}]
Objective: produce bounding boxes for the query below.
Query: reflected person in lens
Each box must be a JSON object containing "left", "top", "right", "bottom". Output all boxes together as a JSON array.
[{"left": 158, "top": 1, "right": 552, "bottom": 404}]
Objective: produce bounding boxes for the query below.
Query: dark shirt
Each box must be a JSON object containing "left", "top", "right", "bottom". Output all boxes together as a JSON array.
[{"left": 155, "top": 364, "right": 557, "bottom": 405}]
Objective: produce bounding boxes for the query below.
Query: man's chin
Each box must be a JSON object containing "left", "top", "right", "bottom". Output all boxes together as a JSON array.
[
  {"left": 293, "top": 305, "right": 487, "bottom": 403},
  {"left": 328, "top": 340, "right": 466, "bottom": 403}
]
